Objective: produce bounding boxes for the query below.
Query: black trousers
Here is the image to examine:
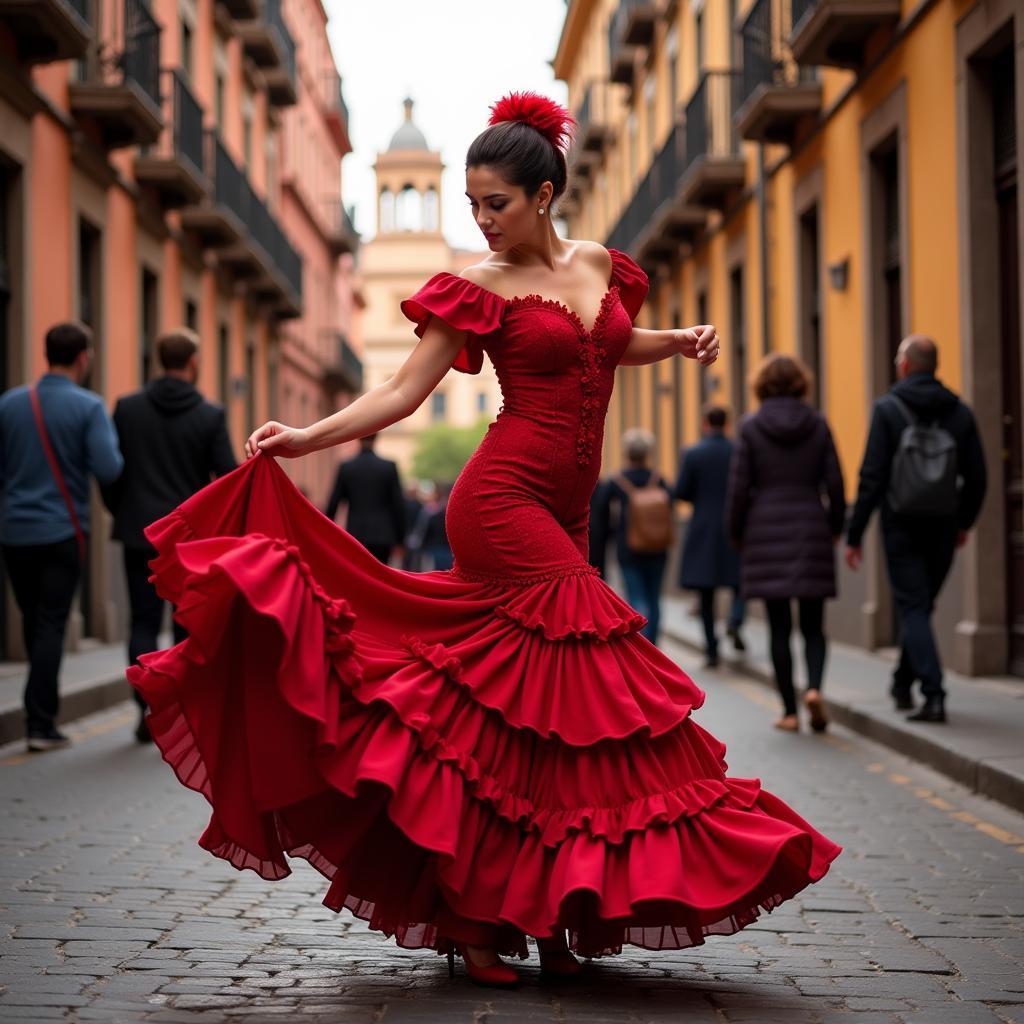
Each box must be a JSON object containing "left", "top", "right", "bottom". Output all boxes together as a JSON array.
[
  {"left": 883, "top": 519, "right": 958, "bottom": 701},
  {"left": 124, "top": 546, "right": 188, "bottom": 711},
  {"left": 2, "top": 539, "right": 81, "bottom": 734},
  {"left": 697, "top": 588, "right": 745, "bottom": 659},
  {"left": 363, "top": 543, "right": 393, "bottom": 564},
  {"left": 764, "top": 597, "right": 827, "bottom": 717}
]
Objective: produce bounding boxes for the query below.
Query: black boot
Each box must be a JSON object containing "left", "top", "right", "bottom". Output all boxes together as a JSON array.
[
  {"left": 890, "top": 681, "right": 914, "bottom": 711},
  {"left": 906, "top": 696, "right": 946, "bottom": 723}
]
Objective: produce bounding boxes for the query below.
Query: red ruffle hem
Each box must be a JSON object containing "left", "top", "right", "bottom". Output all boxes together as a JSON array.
[{"left": 127, "top": 455, "right": 841, "bottom": 960}]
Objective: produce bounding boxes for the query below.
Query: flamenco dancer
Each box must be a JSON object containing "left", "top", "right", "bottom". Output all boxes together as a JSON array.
[{"left": 129, "top": 94, "right": 840, "bottom": 987}]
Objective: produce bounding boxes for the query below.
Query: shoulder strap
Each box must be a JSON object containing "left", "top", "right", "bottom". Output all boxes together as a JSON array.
[
  {"left": 889, "top": 395, "right": 917, "bottom": 427},
  {"left": 644, "top": 470, "right": 663, "bottom": 490},
  {"left": 29, "top": 386, "right": 86, "bottom": 562},
  {"left": 614, "top": 473, "right": 636, "bottom": 493}
]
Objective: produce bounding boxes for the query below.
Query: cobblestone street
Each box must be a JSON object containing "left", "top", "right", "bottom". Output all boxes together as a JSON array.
[{"left": 2, "top": 637, "right": 1022, "bottom": 1024}]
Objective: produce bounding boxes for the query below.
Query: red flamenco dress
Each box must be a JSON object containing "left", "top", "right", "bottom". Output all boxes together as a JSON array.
[{"left": 128, "top": 249, "right": 840, "bottom": 959}]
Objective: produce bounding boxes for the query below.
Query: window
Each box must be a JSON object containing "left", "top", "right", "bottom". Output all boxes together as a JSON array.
[
  {"left": 243, "top": 112, "right": 253, "bottom": 168},
  {"left": 245, "top": 342, "right": 256, "bottom": 434},
  {"left": 666, "top": 26, "right": 679, "bottom": 112},
  {"left": 431, "top": 391, "right": 447, "bottom": 421},
  {"left": 181, "top": 20, "right": 193, "bottom": 78},
  {"left": 396, "top": 184, "right": 421, "bottom": 231},
  {"left": 476, "top": 392, "right": 486, "bottom": 414},
  {"left": 798, "top": 205, "right": 822, "bottom": 407},
  {"left": 140, "top": 267, "right": 158, "bottom": 384},
  {"left": 729, "top": 266, "right": 746, "bottom": 416},
  {"left": 644, "top": 75, "right": 656, "bottom": 153},
  {"left": 184, "top": 298, "right": 198, "bottom": 330},
  {"left": 215, "top": 73, "right": 225, "bottom": 128},
  {"left": 379, "top": 188, "right": 395, "bottom": 232},
  {"left": 695, "top": 10, "right": 704, "bottom": 75},
  {"left": 218, "top": 323, "right": 229, "bottom": 404},
  {"left": 423, "top": 187, "right": 439, "bottom": 231}
]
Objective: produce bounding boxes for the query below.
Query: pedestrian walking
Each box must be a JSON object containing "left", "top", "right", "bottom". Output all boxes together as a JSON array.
[
  {"left": 0, "top": 321, "right": 123, "bottom": 751},
  {"left": 591, "top": 428, "right": 674, "bottom": 645},
  {"left": 675, "top": 404, "right": 745, "bottom": 667},
  {"left": 727, "top": 353, "right": 846, "bottom": 733},
  {"left": 325, "top": 433, "right": 406, "bottom": 564},
  {"left": 845, "top": 335, "right": 986, "bottom": 724},
  {"left": 128, "top": 92, "right": 838, "bottom": 986},
  {"left": 104, "top": 329, "right": 236, "bottom": 743}
]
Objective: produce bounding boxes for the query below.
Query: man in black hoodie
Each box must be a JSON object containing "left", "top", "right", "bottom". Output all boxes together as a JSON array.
[
  {"left": 845, "top": 336, "right": 986, "bottom": 723},
  {"left": 106, "top": 330, "right": 236, "bottom": 741}
]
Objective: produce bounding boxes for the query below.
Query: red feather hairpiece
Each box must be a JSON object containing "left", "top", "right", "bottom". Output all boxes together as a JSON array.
[{"left": 488, "top": 92, "right": 576, "bottom": 153}]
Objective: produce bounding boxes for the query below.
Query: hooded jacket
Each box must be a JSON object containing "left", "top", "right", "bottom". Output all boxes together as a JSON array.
[
  {"left": 105, "top": 377, "right": 237, "bottom": 548},
  {"left": 846, "top": 373, "right": 987, "bottom": 547},
  {"left": 726, "top": 397, "right": 846, "bottom": 600}
]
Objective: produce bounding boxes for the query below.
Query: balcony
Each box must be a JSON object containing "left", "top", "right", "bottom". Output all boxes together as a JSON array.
[
  {"left": 607, "top": 8, "right": 639, "bottom": 85},
  {"left": 576, "top": 81, "right": 614, "bottom": 155},
  {"left": 323, "top": 70, "right": 351, "bottom": 153},
  {"left": 323, "top": 199, "right": 359, "bottom": 256},
  {"left": 0, "top": 0, "right": 90, "bottom": 64},
  {"left": 606, "top": 123, "right": 706, "bottom": 269},
  {"left": 68, "top": 0, "right": 162, "bottom": 149},
  {"left": 180, "top": 131, "right": 247, "bottom": 246},
  {"left": 219, "top": 0, "right": 257, "bottom": 19},
  {"left": 321, "top": 330, "right": 363, "bottom": 394},
  {"left": 735, "top": 0, "right": 821, "bottom": 146},
  {"left": 679, "top": 70, "right": 745, "bottom": 209},
  {"left": 236, "top": 0, "right": 296, "bottom": 106},
  {"left": 248, "top": 196, "right": 303, "bottom": 317},
  {"left": 134, "top": 69, "right": 208, "bottom": 207},
  {"left": 790, "top": 0, "right": 900, "bottom": 68}
]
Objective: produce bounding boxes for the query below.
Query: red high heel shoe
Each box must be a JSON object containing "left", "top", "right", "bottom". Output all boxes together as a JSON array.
[
  {"left": 446, "top": 945, "right": 519, "bottom": 988},
  {"left": 536, "top": 935, "right": 583, "bottom": 978}
]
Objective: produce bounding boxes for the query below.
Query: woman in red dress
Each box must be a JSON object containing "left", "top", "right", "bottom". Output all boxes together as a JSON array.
[{"left": 128, "top": 93, "right": 840, "bottom": 988}]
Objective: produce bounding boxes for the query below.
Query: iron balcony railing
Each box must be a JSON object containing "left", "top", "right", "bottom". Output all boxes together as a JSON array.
[
  {"left": 68, "top": 0, "right": 90, "bottom": 23},
  {"left": 334, "top": 331, "right": 363, "bottom": 391},
  {"left": 606, "top": 122, "right": 684, "bottom": 255},
  {"left": 201, "top": 130, "right": 302, "bottom": 307},
  {"left": 791, "top": 0, "right": 816, "bottom": 32},
  {"left": 683, "top": 70, "right": 741, "bottom": 175},
  {"left": 738, "top": 0, "right": 815, "bottom": 111},
  {"left": 265, "top": 0, "right": 296, "bottom": 85},
  {"left": 122, "top": 0, "right": 160, "bottom": 107},
  {"left": 150, "top": 68, "right": 204, "bottom": 178}
]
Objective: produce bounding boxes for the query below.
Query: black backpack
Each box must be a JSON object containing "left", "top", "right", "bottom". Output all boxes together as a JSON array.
[{"left": 886, "top": 396, "right": 959, "bottom": 517}]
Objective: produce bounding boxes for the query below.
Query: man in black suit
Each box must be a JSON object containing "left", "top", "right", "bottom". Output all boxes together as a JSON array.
[
  {"left": 326, "top": 433, "right": 406, "bottom": 564},
  {"left": 105, "top": 329, "right": 236, "bottom": 742}
]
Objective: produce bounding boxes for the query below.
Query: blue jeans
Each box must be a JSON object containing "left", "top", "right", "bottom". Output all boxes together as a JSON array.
[{"left": 620, "top": 556, "right": 667, "bottom": 645}]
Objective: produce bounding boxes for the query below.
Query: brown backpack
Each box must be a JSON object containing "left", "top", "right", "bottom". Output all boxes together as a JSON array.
[{"left": 614, "top": 472, "right": 674, "bottom": 553}]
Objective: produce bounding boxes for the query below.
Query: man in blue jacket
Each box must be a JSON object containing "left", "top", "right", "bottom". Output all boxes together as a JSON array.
[{"left": 0, "top": 322, "right": 123, "bottom": 751}]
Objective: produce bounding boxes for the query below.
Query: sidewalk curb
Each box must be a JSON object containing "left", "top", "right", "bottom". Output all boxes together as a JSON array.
[
  {"left": 0, "top": 672, "right": 132, "bottom": 747},
  {"left": 663, "top": 624, "right": 1024, "bottom": 815}
]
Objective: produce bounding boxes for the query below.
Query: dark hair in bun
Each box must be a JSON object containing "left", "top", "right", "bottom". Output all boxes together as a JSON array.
[{"left": 466, "top": 92, "right": 576, "bottom": 202}]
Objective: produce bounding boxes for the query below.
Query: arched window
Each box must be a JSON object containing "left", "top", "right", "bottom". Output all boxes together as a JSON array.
[
  {"left": 423, "top": 186, "right": 439, "bottom": 231},
  {"left": 379, "top": 188, "right": 395, "bottom": 232},
  {"left": 396, "top": 184, "right": 422, "bottom": 231}
]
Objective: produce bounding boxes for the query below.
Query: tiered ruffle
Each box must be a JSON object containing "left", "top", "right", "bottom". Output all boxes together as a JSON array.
[{"left": 128, "top": 455, "right": 840, "bottom": 958}]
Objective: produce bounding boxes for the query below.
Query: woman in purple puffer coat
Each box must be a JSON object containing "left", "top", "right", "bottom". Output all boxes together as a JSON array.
[{"left": 726, "top": 354, "right": 846, "bottom": 733}]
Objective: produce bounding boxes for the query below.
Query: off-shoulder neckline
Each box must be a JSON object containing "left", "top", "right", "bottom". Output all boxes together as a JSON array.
[{"left": 441, "top": 249, "right": 630, "bottom": 336}]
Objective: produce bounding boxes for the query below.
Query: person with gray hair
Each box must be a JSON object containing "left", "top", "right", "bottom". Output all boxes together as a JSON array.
[
  {"left": 590, "top": 428, "right": 674, "bottom": 645},
  {"left": 846, "top": 334, "right": 987, "bottom": 724}
]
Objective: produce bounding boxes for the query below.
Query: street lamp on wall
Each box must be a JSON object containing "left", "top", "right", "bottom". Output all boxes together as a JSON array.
[{"left": 828, "top": 257, "right": 850, "bottom": 291}]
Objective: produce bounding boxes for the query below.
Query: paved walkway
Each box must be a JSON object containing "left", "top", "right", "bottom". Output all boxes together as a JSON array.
[
  {"left": 0, "top": 643, "right": 131, "bottom": 746},
  {"left": 659, "top": 593, "right": 1024, "bottom": 813},
  {"left": 1, "top": 637, "right": 1022, "bottom": 1022}
]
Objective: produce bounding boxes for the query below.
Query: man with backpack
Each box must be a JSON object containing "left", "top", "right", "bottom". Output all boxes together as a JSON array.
[
  {"left": 589, "top": 428, "right": 674, "bottom": 645},
  {"left": 0, "top": 322, "right": 123, "bottom": 751},
  {"left": 846, "top": 335, "right": 987, "bottom": 724}
]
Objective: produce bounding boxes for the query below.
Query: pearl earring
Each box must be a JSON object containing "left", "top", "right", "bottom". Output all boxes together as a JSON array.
[{"left": 538, "top": 208, "right": 545, "bottom": 215}]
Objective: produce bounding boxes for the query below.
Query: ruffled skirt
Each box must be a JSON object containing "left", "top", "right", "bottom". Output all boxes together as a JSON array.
[{"left": 128, "top": 455, "right": 840, "bottom": 958}]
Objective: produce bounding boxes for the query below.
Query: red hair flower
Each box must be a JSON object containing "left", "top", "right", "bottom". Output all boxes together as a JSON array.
[{"left": 488, "top": 92, "right": 576, "bottom": 153}]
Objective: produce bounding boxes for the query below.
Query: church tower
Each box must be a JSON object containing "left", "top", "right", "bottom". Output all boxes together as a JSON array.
[{"left": 360, "top": 100, "right": 501, "bottom": 483}]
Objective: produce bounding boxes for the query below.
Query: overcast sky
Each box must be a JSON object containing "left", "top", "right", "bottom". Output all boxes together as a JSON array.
[{"left": 326, "top": 0, "right": 568, "bottom": 252}]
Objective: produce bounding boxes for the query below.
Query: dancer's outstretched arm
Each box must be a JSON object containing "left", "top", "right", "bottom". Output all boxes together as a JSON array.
[
  {"left": 245, "top": 318, "right": 466, "bottom": 459},
  {"left": 619, "top": 325, "right": 719, "bottom": 367}
]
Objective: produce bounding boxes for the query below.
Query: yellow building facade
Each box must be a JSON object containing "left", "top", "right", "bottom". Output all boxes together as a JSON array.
[
  {"left": 360, "top": 100, "right": 502, "bottom": 478},
  {"left": 555, "top": 0, "right": 1022, "bottom": 678}
]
